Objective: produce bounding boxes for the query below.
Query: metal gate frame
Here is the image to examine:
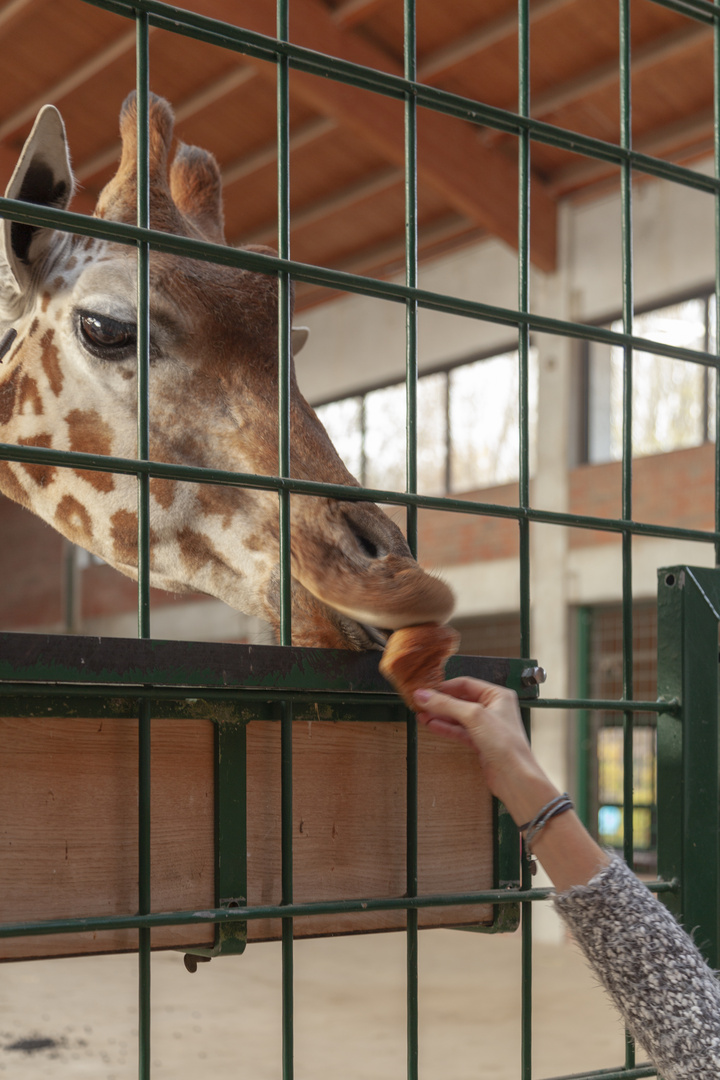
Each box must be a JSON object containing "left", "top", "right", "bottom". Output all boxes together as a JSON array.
[{"left": 1, "top": 1, "right": 720, "bottom": 1079}]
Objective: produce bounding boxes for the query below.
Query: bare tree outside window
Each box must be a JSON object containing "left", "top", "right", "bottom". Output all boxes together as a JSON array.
[
  {"left": 449, "top": 350, "right": 537, "bottom": 491},
  {"left": 315, "top": 347, "right": 537, "bottom": 495},
  {"left": 316, "top": 397, "right": 363, "bottom": 479},
  {"left": 588, "top": 297, "right": 714, "bottom": 462}
]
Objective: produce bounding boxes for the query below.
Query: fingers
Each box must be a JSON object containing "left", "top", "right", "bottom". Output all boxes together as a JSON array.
[
  {"left": 413, "top": 686, "right": 481, "bottom": 727},
  {"left": 418, "top": 715, "right": 474, "bottom": 747},
  {"left": 434, "top": 676, "right": 519, "bottom": 709}
]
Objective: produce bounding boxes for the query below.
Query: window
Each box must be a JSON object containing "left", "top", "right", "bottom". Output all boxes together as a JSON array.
[
  {"left": 585, "top": 294, "right": 716, "bottom": 463},
  {"left": 316, "top": 347, "right": 538, "bottom": 495},
  {"left": 581, "top": 602, "right": 658, "bottom": 871}
]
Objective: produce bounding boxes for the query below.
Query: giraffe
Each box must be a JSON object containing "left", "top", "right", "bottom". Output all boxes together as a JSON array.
[{"left": 0, "top": 93, "right": 453, "bottom": 649}]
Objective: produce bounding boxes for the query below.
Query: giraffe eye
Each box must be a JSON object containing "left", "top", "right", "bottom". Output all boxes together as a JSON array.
[{"left": 77, "top": 311, "right": 136, "bottom": 359}]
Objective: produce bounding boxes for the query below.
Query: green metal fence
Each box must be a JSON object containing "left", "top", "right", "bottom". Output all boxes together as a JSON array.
[{"left": 1, "top": 1, "right": 720, "bottom": 1078}]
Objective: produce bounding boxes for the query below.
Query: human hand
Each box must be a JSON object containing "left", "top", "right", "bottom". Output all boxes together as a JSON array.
[{"left": 413, "top": 677, "right": 540, "bottom": 802}]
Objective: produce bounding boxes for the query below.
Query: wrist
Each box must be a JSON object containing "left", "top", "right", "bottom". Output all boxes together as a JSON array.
[{"left": 491, "top": 759, "right": 561, "bottom": 830}]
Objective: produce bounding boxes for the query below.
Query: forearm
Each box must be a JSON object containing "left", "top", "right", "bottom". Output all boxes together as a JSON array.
[
  {"left": 493, "top": 761, "right": 610, "bottom": 892},
  {"left": 555, "top": 858, "right": 720, "bottom": 1078}
]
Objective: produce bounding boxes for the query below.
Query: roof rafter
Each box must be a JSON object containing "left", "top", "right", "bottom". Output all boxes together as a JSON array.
[
  {"left": 74, "top": 64, "right": 257, "bottom": 184},
  {"left": 236, "top": 164, "right": 403, "bottom": 247},
  {"left": 417, "top": 0, "right": 572, "bottom": 82},
  {"left": 482, "top": 19, "right": 711, "bottom": 147},
  {"left": 0, "top": 24, "right": 141, "bottom": 144},
  {"left": 221, "top": 0, "right": 557, "bottom": 270}
]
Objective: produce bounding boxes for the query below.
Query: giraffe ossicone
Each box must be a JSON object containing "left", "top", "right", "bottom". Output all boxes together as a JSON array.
[{"left": 0, "top": 93, "right": 454, "bottom": 648}]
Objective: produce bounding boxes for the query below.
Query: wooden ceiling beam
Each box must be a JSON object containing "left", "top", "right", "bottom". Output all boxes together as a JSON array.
[
  {"left": 74, "top": 63, "right": 257, "bottom": 183},
  {"left": 221, "top": 116, "right": 337, "bottom": 190},
  {"left": 417, "top": 0, "right": 573, "bottom": 82},
  {"left": 235, "top": 164, "right": 403, "bottom": 246},
  {"left": 0, "top": 24, "right": 140, "bottom": 143},
  {"left": 0, "top": 0, "right": 50, "bottom": 38},
  {"left": 219, "top": 0, "right": 556, "bottom": 269},
  {"left": 548, "top": 109, "right": 715, "bottom": 197},
  {"left": 332, "top": 0, "right": 388, "bottom": 30},
  {"left": 294, "top": 212, "right": 478, "bottom": 311},
  {"left": 481, "top": 20, "right": 712, "bottom": 147}
]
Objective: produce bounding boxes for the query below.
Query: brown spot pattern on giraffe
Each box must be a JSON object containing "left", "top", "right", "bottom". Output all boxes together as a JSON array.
[
  {"left": 41, "top": 293, "right": 51, "bottom": 313},
  {"left": 0, "top": 365, "right": 19, "bottom": 425},
  {"left": 40, "top": 329, "right": 63, "bottom": 397},
  {"left": 176, "top": 526, "right": 229, "bottom": 575},
  {"left": 149, "top": 476, "right": 176, "bottom": 510},
  {"left": 55, "top": 494, "right": 93, "bottom": 542},
  {"left": 111, "top": 509, "right": 139, "bottom": 564},
  {"left": 0, "top": 461, "right": 29, "bottom": 508},
  {"left": 18, "top": 373, "right": 43, "bottom": 416},
  {"left": 18, "top": 433, "right": 56, "bottom": 487},
  {"left": 194, "top": 483, "right": 247, "bottom": 529},
  {"left": 65, "top": 408, "right": 115, "bottom": 493},
  {"left": 110, "top": 509, "right": 158, "bottom": 566}
]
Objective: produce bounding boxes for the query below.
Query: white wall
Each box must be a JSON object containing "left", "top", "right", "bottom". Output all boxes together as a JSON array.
[{"left": 294, "top": 161, "right": 717, "bottom": 941}]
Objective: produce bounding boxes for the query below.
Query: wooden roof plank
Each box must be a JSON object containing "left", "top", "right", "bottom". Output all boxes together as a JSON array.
[
  {"left": 0, "top": 24, "right": 139, "bottom": 143},
  {"left": 223, "top": 0, "right": 557, "bottom": 269},
  {"left": 481, "top": 19, "right": 712, "bottom": 149}
]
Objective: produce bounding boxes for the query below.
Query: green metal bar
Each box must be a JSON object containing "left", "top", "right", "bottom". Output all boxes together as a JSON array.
[
  {"left": 75, "top": 0, "right": 715, "bottom": 192},
  {"left": 657, "top": 566, "right": 720, "bottom": 970},
  {"left": 650, "top": 0, "right": 718, "bottom": 20},
  {"left": 619, "top": 0, "right": 635, "bottom": 874},
  {"left": 575, "top": 608, "right": 592, "bottom": 828},
  {"left": 541, "top": 1067, "right": 657, "bottom": 1080},
  {"left": 184, "top": 721, "right": 248, "bottom": 959},
  {"left": 517, "top": 2, "right": 533, "bottom": 1075},
  {"left": 403, "top": 5, "right": 419, "bottom": 1078},
  {"left": 715, "top": 0, "right": 720, "bottom": 567},
  {"left": 276, "top": 4, "right": 294, "bottom": 1074},
  {"left": 134, "top": 14, "right": 152, "bottom": 1080},
  {"left": 619, "top": 3, "right": 635, "bottom": 1066},
  {"left": 0, "top": 685, "right": 667, "bottom": 717},
  {"left": 0, "top": 877, "right": 676, "bottom": 940},
  {"left": 5, "top": 438, "right": 720, "bottom": 546},
  {"left": 0, "top": 634, "right": 537, "bottom": 699},
  {"left": 8, "top": 188, "right": 720, "bottom": 366}
]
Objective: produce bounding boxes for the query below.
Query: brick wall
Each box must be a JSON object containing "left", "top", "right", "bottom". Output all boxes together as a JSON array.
[
  {"left": 419, "top": 441, "right": 716, "bottom": 566},
  {"left": 1, "top": 441, "right": 716, "bottom": 629}
]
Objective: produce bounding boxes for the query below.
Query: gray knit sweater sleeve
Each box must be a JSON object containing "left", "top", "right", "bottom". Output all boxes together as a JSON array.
[{"left": 554, "top": 857, "right": 720, "bottom": 1078}]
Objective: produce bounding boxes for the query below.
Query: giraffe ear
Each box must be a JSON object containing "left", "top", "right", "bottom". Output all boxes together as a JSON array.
[
  {"left": 1, "top": 105, "right": 74, "bottom": 295},
  {"left": 292, "top": 326, "right": 310, "bottom": 355}
]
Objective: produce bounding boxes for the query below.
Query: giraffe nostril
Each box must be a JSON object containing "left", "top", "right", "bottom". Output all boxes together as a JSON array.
[{"left": 351, "top": 528, "right": 381, "bottom": 560}]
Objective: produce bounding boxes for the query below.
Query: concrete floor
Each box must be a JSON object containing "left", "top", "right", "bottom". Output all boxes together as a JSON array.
[{"left": 0, "top": 928, "right": 635, "bottom": 1080}]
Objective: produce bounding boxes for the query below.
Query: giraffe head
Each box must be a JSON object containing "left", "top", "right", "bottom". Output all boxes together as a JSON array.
[{"left": 0, "top": 93, "right": 454, "bottom": 648}]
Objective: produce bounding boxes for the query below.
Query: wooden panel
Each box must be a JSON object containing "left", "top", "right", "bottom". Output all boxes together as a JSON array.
[
  {"left": 0, "top": 713, "right": 494, "bottom": 960},
  {"left": 0, "top": 717, "right": 216, "bottom": 961},
  {"left": 245, "top": 720, "right": 493, "bottom": 941}
]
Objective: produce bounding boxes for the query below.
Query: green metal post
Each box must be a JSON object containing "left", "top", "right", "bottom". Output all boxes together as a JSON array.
[
  {"left": 135, "top": 13, "right": 152, "bottom": 1080},
  {"left": 619, "top": 7, "right": 636, "bottom": 1067},
  {"left": 404, "top": 4, "right": 419, "bottom": 1076},
  {"left": 715, "top": 0, "right": 720, "bottom": 567},
  {"left": 657, "top": 566, "right": 720, "bottom": 969},
  {"left": 277, "top": 4, "right": 294, "bottom": 1076},
  {"left": 575, "top": 607, "right": 592, "bottom": 829},
  {"left": 517, "top": 2, "right": 533, "bottom": 1076}
]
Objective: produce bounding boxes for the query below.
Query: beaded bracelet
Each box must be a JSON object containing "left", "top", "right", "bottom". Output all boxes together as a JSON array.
[{"left": 518, "top": 793, "right": 574, "bottom": 875}]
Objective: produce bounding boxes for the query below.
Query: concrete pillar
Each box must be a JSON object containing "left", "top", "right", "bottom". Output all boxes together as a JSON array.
[{"left": 528, "top": 208, "right": 575, "bottom": 942}]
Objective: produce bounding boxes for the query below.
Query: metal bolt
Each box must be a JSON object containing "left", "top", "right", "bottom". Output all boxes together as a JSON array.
[{"left": 520, "top": 666, "right": 547, "bottom": 687}]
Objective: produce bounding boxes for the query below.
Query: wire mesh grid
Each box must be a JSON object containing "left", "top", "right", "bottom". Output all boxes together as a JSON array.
[{"left": 0, "top": 0, "right": 719, "bottom": 1078}]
